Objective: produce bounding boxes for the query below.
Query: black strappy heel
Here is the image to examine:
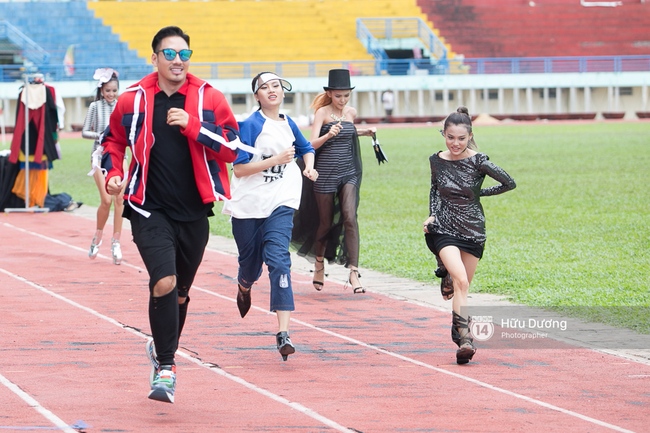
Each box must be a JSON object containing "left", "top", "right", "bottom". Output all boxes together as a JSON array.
[
  {"left": 312, "top": 258, "right": 325, "bottom": 291},
  {"left": 346, "top": 269, "right": 365, "bottom": 294}
]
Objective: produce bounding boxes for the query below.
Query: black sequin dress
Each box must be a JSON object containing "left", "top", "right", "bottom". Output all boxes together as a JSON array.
[{"left": 426, "top": 151, "right": 516, "bottom": 258}]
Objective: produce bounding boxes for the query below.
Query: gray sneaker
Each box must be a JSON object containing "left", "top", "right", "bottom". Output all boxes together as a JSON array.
[
  {"left": 146, "top": 338, "right": 159, "bottom": 387},
  {"left": 148, "top": 365, "right": 176, "bottom": 404}
]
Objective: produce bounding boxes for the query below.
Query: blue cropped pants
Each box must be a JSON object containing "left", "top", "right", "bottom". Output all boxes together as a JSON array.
[{"left": 231, "top": 206, "right": 295, "bottom": 312}]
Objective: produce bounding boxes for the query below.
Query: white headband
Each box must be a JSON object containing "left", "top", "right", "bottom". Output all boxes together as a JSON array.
[{"left": 253, "top": 73, "right": 292, "bottom": 94}]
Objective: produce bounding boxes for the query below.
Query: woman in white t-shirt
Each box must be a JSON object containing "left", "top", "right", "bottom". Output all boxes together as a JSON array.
[{"left": 222, "top": 72, "right": 318, "bottom": 361}]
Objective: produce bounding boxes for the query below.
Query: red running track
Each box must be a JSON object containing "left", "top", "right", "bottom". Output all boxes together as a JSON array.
[{"left": 0, "top": 211, "right": 648, "bottom": 432}]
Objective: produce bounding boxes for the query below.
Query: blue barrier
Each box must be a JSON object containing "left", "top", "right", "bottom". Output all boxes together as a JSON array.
[{"left": 3, "top": 55, "right": 648, "bottom": 83}]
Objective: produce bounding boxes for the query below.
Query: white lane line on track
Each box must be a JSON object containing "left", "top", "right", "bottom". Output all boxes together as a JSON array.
[
  {"left": 0, "top": 372, "right": 78, "bottom": 433},
  {"left": 1, "top": 222, "right": 144, "bottom": 271},
  {"left": 0, "top": 267, "right": 355, "bottom": 433},
  {"left": 292, "top": 318, "right": 637, "bottom": 432},
  {"left": 195, "top": 286, "right": 637, "bottom": 433},
  {"left": 1, "top": 222, "right": 638, "bottom": 433}
]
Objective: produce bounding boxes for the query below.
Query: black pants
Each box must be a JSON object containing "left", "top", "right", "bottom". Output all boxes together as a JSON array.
[{"left": 130, "top": 210, "right": 209, "bottom": 365}]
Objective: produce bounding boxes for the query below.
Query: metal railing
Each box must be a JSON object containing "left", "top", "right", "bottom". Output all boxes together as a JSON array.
[
  {"left": 463, "top": 56, "right": 650, "bottom": 74},
  {"left": 2, "top": 55, "right": 650, "bottom": 83},
  {"left": 356, "top": 19, "right": 388, "bottom": 76},
  {"left": 357, "top": 17, "right": 448, "bottom": 63},
  {"left": 0, "top": 20, "right": 50, "bottom": 66}
]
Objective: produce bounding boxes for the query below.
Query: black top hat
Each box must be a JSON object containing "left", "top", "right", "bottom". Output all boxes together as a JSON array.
[{"left": 323, "top": 69, "right": 355, "bottom": 91}]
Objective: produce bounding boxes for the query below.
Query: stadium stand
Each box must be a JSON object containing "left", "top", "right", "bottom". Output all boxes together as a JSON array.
[
  {"left": 0, "top": 1, "right": 149, "bottom": 81},
  {"left": 87, "top": 0, "right": 451, "bottom": 65},
  {"left": 2, "top": 0, "right": 649, "bottom": 82},
  {"left": 417, "top": 0, "right": 650, "bottom": 58},
  {"left": 1, "top": 0, "right": 649, "bottom": 124}
]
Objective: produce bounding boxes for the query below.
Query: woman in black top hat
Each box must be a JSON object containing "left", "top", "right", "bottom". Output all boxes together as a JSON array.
[{"left": 291, "top": 69, "right": 375, "bottom": 293}]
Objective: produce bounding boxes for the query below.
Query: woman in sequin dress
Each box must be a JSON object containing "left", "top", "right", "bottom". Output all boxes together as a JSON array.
[
  {"left": 82, "top": 68, "right": 126, "bottom": 264},
  {"left": 423, "top": 107, "right": 516, "bottom": 364},
  {"left": 291, "top": 69, "right": 375, "bottom": 293}
]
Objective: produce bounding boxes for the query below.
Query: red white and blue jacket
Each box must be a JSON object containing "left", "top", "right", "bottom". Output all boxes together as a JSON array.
[{"left": 101, "top": 72, "right": 250, "bottom": 216}]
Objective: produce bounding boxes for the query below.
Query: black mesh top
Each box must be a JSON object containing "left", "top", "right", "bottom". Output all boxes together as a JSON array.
[{"left": 428, "top": 151, "right": 516, "bottom": 244}]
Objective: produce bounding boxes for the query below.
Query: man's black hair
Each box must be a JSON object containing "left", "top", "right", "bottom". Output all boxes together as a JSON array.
[{"left": 151, "top": 26, "right": 190, "bottom": 53}]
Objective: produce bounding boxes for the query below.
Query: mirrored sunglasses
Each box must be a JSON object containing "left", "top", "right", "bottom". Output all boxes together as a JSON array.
[{"left": 157, "top": 48, "right": 193, "bottom": 62}]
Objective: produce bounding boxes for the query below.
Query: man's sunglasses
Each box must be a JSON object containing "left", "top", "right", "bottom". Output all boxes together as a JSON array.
[{"left": 156, "top": 48, "right": 193, "bottom": 62}]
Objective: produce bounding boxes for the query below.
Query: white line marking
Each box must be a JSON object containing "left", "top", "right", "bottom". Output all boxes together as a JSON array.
[
  {"left": 0, "top": 222, "right": 639, "bottom": 433},
  {"left": 1, "top": 222, "right": 143, "bottom": 271},
  {"left": 0, "top": 267, "right": 354, "bottom": 433},
  {"left": 196, "top": 281, "right": 646, "bottom": 428},
  {"left": 193, "top": 286, "right": 637, "bottom": 433},
  {"left": 0, "top": 372, "right": 78, "bottom": 433},
  {"left": 295, "top": 319, "right": 636, "bottom": 432}
]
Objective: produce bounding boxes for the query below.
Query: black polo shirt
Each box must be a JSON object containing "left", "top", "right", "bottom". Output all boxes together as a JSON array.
[{"left": 140, "top": 82, "right": 213, "bottom": 221}]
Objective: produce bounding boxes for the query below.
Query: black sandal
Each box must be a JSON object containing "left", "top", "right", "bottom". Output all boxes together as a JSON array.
[
  {"left": 347, "top": 269, "right": 365, "bottom": 294},
  {"left": 312, "top": 258, "right": 325, "bottom": 291},
  {"left": 236, "top": 284, "right": 251, "bottom": 318}
]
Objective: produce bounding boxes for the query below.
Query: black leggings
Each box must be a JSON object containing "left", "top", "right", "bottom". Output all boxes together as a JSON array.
[{"left": 313, "top": 183, "right": 360, "bottom": 268}]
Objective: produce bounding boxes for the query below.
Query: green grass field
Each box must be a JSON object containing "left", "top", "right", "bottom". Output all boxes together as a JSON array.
[{"left": 4, "top": 121, "right": 648, "bottom": 332}]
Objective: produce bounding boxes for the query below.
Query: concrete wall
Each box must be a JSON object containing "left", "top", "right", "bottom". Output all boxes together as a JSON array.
[{"left": 1, "top": 72, "right": 649, "bottom": 132}]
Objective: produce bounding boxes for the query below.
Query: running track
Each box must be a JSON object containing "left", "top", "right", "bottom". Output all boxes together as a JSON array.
[{"left": 1, "top": 211, "right": 648, "bottom": 432}]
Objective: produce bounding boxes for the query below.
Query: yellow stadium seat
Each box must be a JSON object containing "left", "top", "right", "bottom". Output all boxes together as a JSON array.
[{"left": 87, "top": 0, "right": 455, "bottom": 68}]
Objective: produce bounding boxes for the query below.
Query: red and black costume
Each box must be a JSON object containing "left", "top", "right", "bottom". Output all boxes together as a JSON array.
[
  {"left": 1, "top": 83, "right": 60, "bottom": 210},
  {"left": 101, "top": 72, "right": 242, "bottom": 368},
  {"left": 9, "top": 83, "right": 60, "bottom": 166}
]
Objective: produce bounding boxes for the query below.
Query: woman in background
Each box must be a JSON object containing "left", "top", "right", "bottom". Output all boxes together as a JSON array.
[
  {"left": 424, "top": 106, "right": 516, "bottom": 364},
  {"left": 292, "top": 69, "right": 375, "bottom": 294},
  {"left": 82, "top": 68, "right": 126, "bottom": 264}
]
